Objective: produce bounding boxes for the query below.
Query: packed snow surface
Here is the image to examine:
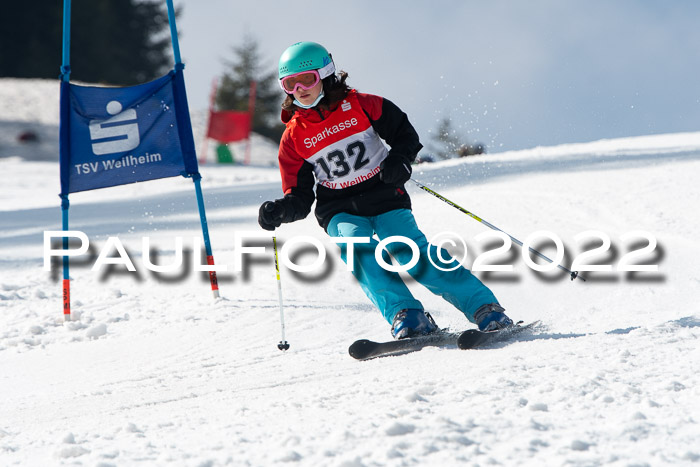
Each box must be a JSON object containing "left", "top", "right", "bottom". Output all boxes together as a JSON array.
[{"left": 1, "top": 78, "right": 699, "bottom": 466}]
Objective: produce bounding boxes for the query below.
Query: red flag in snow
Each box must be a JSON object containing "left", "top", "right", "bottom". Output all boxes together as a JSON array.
[{"left": 206, "top": 110, "right": 251, "bottom": 143}]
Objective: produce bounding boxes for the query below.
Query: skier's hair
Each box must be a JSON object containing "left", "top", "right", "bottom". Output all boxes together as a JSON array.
[{"left": 282, "top": 71, "right": 352, "bottom": 112}]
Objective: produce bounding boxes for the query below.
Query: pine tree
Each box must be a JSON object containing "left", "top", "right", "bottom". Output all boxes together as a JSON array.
[
  {"left": 430, "top": 117, "right": 462, "bottom": 159},
  {"left": 216, "top": 35, "right": 284, "bottom": 142},
  {"left": 430, "top": 116, "right": 486, "bottom": 159},
  {"left": 0, "top": 0, "right": 173, "bottom": 85}
]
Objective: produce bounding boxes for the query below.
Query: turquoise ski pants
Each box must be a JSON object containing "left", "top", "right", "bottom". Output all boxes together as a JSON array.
[{"left": 327, "top": 209, "right": 499, "bottom": 325}]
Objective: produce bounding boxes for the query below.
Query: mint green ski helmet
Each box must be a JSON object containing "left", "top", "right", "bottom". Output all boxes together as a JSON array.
[{"left": 278, "top": 41, "right": 335, "bottom": 80}]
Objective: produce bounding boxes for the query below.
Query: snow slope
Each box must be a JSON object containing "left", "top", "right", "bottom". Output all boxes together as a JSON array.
[{"left": 1, "top": 79, "right": 700, "bottom": 466}]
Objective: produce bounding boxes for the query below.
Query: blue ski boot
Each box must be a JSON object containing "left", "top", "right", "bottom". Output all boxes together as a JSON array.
[
  {"left": 474, "top": 304, "right": 513, "bottom": 331},
  {"left": 391, "top": 309, "right": 438, "bottom": 340}
]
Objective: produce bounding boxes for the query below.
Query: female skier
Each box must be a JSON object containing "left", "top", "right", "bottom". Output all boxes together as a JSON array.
[{"left": 258, "top": 41, "right": 513, "bottom": 339}]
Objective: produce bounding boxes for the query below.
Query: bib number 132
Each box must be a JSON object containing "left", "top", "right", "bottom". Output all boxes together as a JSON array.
[{"left": 317, "top": 141, "right": 369, "bottom": 179}]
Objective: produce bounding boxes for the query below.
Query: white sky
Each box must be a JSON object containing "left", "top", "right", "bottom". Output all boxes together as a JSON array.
[{"left": 174, "top": 0, "right": 700, "bottom": 152}]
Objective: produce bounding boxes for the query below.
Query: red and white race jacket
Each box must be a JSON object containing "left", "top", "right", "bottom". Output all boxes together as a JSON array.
[{"left": 278, "top": 90, "right": 423, "bottom": 229}]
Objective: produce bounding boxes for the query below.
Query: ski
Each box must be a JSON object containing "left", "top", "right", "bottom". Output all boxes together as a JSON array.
[
  {"left": 348, "top": 330, "right": 461, "bottom": 360},
  {"left": 457, "top": 321, "right": 539, "bottom": 350},
  {"left": 348, "top": 321, "right": 539, "bottom": 360}
]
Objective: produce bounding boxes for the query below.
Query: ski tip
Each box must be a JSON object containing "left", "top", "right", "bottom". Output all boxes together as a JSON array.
[{"left": 348, "top": 339, "right": 374, "bottom": 360}]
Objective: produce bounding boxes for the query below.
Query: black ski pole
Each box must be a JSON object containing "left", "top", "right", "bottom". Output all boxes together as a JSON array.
[{"left": 409, "top": 178, "right": 583, "bottom": 281}]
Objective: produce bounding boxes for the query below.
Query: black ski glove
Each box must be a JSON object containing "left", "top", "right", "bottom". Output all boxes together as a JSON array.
[
  {"left": 379, "top": 155, "right": 412, "bottom": 186},
  {"left": 258, "top": 200, "right": 286, "bottom": 231},
  {"left": 258, "top": 194, "right": 312, "bottom": 231}
]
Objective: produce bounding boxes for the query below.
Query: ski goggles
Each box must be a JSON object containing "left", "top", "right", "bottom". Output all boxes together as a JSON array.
[{"left": 279, "top": 70, "right": 321, "bottom": 93}]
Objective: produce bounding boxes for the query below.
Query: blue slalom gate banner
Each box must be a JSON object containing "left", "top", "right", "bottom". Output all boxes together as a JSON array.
[
  {"left": 57, "top": 0, "right": 221, "bottom": 321},
  {"left": 59, "top": 67, "right": 199, "bottom": 194}
]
